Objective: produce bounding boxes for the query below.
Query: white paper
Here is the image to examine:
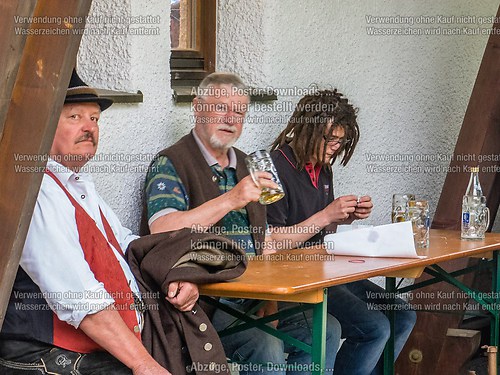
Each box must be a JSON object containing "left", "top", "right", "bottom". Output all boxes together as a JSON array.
[
  {"left": 336, "top": 224, "right": 374, "bottom": 233},
  {"left": 324, "top": 221, "right": 421, "bottom": 258}
]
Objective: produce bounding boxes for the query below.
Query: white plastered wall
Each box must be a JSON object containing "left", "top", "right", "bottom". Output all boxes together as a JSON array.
[{"left": 77, "top": 0, "right": 500, "bottom": 234}]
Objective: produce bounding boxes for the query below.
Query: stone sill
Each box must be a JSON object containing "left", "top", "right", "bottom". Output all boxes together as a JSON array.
[{"left": 95, "top": 89, "right": 143, "bottom": 104}]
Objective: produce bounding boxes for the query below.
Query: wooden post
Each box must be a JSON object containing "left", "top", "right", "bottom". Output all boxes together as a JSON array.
[
  {"left": 0, "top": 1, "right": 37, "bottom": 137},
  {"left": 0, "top": 0, "right": 92, "bottom": 329},
  {"left": 432, "top": 7, "right": 500, "bottom": 231},
  {"left": 396, "top": 6, "right": 500, "bottom": 374}
]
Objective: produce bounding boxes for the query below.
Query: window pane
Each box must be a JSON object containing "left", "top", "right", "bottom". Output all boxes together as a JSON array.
[{"left": 171, "top": 0, "right": 196, "bottom": 50}]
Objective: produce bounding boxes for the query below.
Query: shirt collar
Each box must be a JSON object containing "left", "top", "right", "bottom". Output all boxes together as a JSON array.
[
  {"left": 278, "top": 144, "right": 322, "bottom": 188},
  {"left": 46, "top": 158, "right": 93, "bottom": 185},
  {"left": 192, "top": 129, "right": 237, "bottom": 169},
  {"left": 278, "top": 143, "right": 298, "bottom": 169}
]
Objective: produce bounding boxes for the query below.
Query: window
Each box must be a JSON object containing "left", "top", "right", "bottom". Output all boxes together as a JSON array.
[
  {"left": 169, "top": 0, "right": 276, "bottom": 103},
  {"left": 170, "top": 0, "right": 216, "bottom": 93}
]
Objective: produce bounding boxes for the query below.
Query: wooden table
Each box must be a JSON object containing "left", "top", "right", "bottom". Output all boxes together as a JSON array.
[{"left": 200, "top": 230, "right": 500, "bottom": 375}]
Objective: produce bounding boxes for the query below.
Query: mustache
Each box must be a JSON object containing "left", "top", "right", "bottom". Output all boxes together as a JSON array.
[
  {"left": 216, "top": 125, "right": 236, "bottom": 133},
  {"left": 75, "top": 132, "right": 96, "bottom": 146}
]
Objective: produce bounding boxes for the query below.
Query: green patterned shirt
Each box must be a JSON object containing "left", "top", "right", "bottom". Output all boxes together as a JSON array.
[{"left": 144, "top": 155, "right": 256, "bottom": 255}]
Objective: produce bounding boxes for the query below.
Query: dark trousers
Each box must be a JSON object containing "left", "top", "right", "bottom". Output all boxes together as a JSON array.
[{"left": 0, "top": 339, "right": 132, "bottom": 374}]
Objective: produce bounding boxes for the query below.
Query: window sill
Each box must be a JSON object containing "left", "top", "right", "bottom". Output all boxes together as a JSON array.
[
  {"left": 95, "top": 89, "right": 143, "bottom": 104},
  {"left": 172, "top": 86, "right": 277, "bottom": 103}
]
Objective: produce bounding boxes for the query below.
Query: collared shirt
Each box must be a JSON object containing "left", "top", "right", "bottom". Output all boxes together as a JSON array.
[
  {"left": 20, "top": 159, "right": 142, "bottom": 328},
  {"left": 267, "top": 144, "right": 334, "bottom": 246},
  {"left": 191, "top": 129, "right": 237, "bottom": 169},
  {"left": 145, "top": 130, "right": 256, "bottom": 254}
]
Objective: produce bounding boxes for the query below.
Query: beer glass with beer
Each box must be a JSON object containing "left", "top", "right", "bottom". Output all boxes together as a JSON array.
[{"left": 245, "top": 150, "right": 285, "bottom": 205}]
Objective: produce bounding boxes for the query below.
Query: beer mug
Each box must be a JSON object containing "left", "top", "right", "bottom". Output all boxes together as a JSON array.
[
  {"left": 391, "top": 194, "right": 415, "bottom": 223},
  {"left": 408, "top": 199, "right": 431, "bottom": 252},
  {"left": 461, "top": 195, "right": 490, "bottom": 240},
  {"left": 245, "top": 150, "right": 285, "bottom": 205}
]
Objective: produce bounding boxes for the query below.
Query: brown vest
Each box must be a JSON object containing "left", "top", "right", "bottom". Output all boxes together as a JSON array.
[{"left": 140, "top": 132, "right": 266, "bottom": 254}]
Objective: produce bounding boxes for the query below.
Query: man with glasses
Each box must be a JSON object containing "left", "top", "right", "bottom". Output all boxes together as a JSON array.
[
  {"left": 267, "top": 89, "right": 416, "bottom": 375},
  {"left": 141, "top": 73, "right": 341, "bottom": 374}
]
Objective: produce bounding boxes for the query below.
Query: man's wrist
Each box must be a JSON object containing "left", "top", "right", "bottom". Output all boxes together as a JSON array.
[{"left": 318, "top": 209, "right": 334, "bottom": 228}]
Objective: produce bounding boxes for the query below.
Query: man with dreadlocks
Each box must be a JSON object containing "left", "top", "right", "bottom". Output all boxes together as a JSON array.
[{"left": 267, "top": 90, "right": 416, "bottom": 375}]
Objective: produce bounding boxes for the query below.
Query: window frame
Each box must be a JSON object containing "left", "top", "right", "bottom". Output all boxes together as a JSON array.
[{"left": 170, "top": 0, "right": 216, "bottom": 89}]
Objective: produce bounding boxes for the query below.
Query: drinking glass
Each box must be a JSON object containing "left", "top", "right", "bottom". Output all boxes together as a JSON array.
[
  {"left": 408, "top": 199, "right": 430, "bottom": 254},
  {"left": 245, "top": 150, "right": 285, "bottom": 205},
  {"left": 391, "top": 194, "right": 415, "bottom": 223},
  {"left": 461, "top": 195, "right": 490, "bottom": 240}
]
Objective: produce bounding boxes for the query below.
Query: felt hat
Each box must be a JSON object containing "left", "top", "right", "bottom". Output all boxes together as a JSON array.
[{"left": 65, "top": 69, "right": 113, "bottom": 111}]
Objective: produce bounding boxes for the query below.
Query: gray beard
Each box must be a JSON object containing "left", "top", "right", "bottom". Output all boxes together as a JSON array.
[{"left": 209, "top": 134, "right": 236, "bottom": 150}]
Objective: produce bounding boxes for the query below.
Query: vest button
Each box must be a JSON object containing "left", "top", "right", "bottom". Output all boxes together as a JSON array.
[
  {"left": 204, "top": 342, "right": 212, "bottom": 351},
  {"left": 134, "top": 325, "right": 140, "bottom": 333},
  {"left": 199, "top": 323, "right": 207, "bottom": 332}
]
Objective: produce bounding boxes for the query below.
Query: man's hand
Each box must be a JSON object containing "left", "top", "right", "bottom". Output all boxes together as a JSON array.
[
  {"left": 225, "top": 172, "right": 278, "bottom": 209},
  {"left": 256, "top": 300, "right": 279, "bottom": 328},
  {"left": 352, "top": 195, "right": 373, "bottom": 220},
  {"left": 322, "top": 195, "right": 358, "bottom": 222},
  {"left": 132, "top": 362, "right": 172, "bottom": 375},
  {"left": 79, "top": 308, "right": 171, "bottom": 374},
  {"left": 166, "top": 281, "right": 199, "bottom": 311}
]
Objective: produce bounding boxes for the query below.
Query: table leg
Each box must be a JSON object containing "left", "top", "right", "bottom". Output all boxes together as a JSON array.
[
  {"left": 312, "top": 288, "right": 327, "bottom": 375},
  {"left": 383, "top": 277, "right": 396, "bottom": 375},
  {"left": 491, "top": 250, "right": 500, "bottom": 368}
]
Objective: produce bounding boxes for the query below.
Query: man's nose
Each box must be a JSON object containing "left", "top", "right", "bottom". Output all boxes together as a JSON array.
[
  {"left": 81, "top": 117, "right": 97, "bottom": 131},
  {"left": 224, "top": 113, "right": 235, "bottom": 125}
]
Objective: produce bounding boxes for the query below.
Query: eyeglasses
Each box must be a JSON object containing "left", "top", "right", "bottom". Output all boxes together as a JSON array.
[{"left": 322, "top": 135, "right": 351, "bottom": 146}]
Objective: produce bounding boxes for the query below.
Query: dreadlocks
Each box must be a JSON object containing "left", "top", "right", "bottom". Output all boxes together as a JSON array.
[{"left": 271, "top": 89, "right": 359, "bottom": 169}]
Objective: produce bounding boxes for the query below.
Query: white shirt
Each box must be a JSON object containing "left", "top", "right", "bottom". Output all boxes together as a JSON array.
[{"left": 20, "top": 159, "right": 141, "bottom": 328}]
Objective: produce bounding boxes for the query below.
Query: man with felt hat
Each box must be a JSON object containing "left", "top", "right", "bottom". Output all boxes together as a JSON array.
[{"left": 0, "top": 70, "right": 184, "bottom": 374}]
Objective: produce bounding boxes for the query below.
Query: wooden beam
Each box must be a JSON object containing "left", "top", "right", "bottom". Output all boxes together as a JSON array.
[
  {"left": 432, "top": 7, "right": 500, "bottom": 231},
  {"left": 0, "top": 0, "right": 37, "bottom": 137},
  {"left": 397, "top": 6, "right": 500, "bottom": 374},
  {"left": 0, "top": 0, "right": 92, "bottom": 329}
]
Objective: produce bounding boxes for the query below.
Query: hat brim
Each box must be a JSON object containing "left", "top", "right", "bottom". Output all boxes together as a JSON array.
[{"left": 65, "top": 96, "right": 113, "bottom": 111}]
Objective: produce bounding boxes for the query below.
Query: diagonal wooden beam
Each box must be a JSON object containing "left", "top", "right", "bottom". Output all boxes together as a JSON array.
[
  {"left": 0, "top": 0, "right": 93, "bottom": 329},
  {"left": 0, "top": 0, "right": 37, "bottom": 138},
  {"left": 397, "top": 6, "right": 500, "bottom": 374},
  {"left": 432, "top": 6, "right": 500, "bottom": 231}
]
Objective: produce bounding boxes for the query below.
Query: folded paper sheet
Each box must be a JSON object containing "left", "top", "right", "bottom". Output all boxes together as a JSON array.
[{"left": 324, "top": 221, "right": 422, "bottom": 258}]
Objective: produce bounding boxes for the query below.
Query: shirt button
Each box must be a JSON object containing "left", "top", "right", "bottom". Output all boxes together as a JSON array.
[
  {"left": 80, "top": 194, "right": 86, "bottom": 199},
  {"left": 199, "top": 323, "right": 207, "bottom": 332},
  {"left": 204, "top": 342, "right": 212, "bottom": 351},
  {"left": 75, "top": 176, "right": 80, "bottom": 180}
]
